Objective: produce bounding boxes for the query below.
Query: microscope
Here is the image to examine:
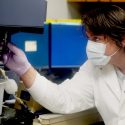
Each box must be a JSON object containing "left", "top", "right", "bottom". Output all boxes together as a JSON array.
[
  {"left": 0, "top": 0, "right": 47, "bottom": 124},
  {"left": 0, "top": 0, "right": 47, "bottom": 65}
]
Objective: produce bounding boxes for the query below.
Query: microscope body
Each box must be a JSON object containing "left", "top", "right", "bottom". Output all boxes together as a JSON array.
[
  {"left": 0, "top": 0, "right": 47, "bottom": 119},
  {"left": 0, "top": 0, "right": 47, "bottom": 64}
]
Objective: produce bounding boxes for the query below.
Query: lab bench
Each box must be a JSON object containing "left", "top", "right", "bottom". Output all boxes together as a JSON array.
[
  {"left": 33, "top": 108, "right": 103, "bottom": 125},
  {"left": 0, "top": 105, "right": 103, "bottom": 125}
]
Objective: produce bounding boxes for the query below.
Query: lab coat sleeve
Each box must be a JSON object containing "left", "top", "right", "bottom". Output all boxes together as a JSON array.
[{"left": 27, "top": 61, "right": 95, "bottom": 114}]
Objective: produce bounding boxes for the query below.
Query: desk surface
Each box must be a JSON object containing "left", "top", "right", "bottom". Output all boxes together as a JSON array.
[
  {"left": 0, "top": 107, "right": 102, "bottom": 125},
  {"left": 33, "top": 108, "right": 102, "bottom": 125}
]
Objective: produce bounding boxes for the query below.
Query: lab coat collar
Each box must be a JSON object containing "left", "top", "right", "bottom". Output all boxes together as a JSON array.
[{"left": 100, "top": 64, "right": 121, "bottom": 101}]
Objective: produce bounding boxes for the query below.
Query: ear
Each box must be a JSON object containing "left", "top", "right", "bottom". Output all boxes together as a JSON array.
[{"left": 121, "top": 38, "right": 125, "bottom": 47}]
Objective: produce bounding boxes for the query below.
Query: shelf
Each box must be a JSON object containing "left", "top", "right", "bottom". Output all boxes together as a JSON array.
[
  {"left": 111, "top": 0, "right": 125, "bottom": 1},
  {"left": 68, "top": 0, "right": 125, "bottom": 2},
  {"left": 68, "top": 0, "right": 98, "bottom": 2}
]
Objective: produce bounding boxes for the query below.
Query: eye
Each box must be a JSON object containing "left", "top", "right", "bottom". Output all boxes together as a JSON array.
[
  {"left": 95, "top": 37, "right": 100, "bottom": 42},
  {"left": 90, "top": 36, "right": 101, "bottom": 42}
]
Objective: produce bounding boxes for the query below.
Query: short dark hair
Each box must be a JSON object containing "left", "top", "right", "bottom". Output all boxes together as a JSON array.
[{"left": 82, "top": 5, "right": 125, "bottom": 47}]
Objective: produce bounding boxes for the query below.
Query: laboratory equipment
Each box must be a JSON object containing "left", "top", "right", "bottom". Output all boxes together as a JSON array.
[
  {"left": 0, "top": 0, "right": 47, "bottom": 64},
  {"left": 0, "top": 0, "right": 47, "bottom": 118}
]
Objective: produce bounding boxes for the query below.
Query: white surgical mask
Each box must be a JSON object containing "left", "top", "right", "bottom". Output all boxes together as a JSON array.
[{"left": 86, "top": 40, "right": 119, "bottom": 66}]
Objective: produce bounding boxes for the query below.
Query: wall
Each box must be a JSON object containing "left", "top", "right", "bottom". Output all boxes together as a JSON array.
[
  {"left": 46, "top": 1, "right": 125, "bottom": 20},
  {"left": 46, "top": 0, "right": 81, "bottom": 19}
]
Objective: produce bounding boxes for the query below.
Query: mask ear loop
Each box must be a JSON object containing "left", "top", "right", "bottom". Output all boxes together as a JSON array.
[
  {"left": 104, "top": 40, "right": 120, "bottom": 56},
  {"left": 110, "top": 48, "right": 120, "bottom": 57}
]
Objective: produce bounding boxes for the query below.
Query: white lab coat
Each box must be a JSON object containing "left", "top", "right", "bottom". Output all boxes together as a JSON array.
[{"left": 28, "top": 60, "right": 125, "bottom": 125}]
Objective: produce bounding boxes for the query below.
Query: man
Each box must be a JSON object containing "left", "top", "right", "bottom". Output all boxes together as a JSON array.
[{"left": 3, "top": 5, "right": 125, "bottom": 125}]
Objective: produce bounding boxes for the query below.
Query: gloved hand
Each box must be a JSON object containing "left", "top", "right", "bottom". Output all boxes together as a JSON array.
[{"left": 3, "top": 43, "right": 31, "bottom": 76}]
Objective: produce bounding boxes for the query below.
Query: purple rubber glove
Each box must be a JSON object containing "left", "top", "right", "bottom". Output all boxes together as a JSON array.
[{"left": 3, "top": 43, "right": 31, "bottom": 76}]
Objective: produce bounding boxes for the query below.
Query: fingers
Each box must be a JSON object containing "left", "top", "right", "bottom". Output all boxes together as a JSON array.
[
  {"left": 3, "top": 54, "right": 8, "bottom": 64},
  {"left": 7, "top": 43, "right": 22, "bottom": 55},
  {"left": 3, "top": 52, "right": 13, "bottom": 65}
]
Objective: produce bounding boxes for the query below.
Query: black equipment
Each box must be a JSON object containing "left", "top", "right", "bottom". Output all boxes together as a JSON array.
[{"left": 0, "top": 0, "right": 47, "bottom": 63}]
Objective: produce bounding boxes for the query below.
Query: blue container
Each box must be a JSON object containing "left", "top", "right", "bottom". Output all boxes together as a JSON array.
[
  {"left": 11, "top": 24, "right": 49, "bottom": 69},
  {"left": 11, "top": 23, "right": 88, "bottom": 69},
  {"left": 51, "top": 23, "right": 87, "bottom": 68}
]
